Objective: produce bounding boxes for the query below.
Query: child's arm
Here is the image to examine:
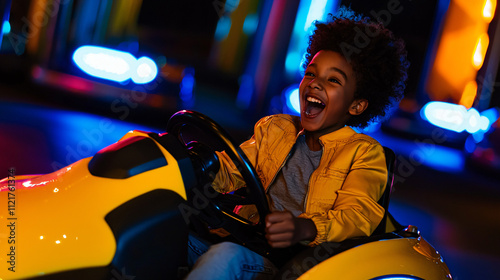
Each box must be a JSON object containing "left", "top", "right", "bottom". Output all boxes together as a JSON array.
[
  {"left": 298, "top": 143, "right": 387, "bottom": 246},
  {"left": 210, "top": 116, "right": 270, "bottom": 193}
]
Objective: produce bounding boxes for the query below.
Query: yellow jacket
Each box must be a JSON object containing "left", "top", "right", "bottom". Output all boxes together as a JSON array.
[{"left": 212, "top": 114, "right": 387, "bottom": 246}]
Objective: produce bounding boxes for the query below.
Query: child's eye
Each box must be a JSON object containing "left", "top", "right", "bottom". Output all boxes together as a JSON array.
[
  {"left": 328, "top": 78, "right": 341, "bottom": 84},
  {"left": 305, "top": 72, "right": 315, "bottom": 77}
]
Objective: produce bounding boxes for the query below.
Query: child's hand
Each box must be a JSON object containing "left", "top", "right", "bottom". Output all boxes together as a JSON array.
[{"left": 265, "top": 211, "right": 317, "bottom": 248}]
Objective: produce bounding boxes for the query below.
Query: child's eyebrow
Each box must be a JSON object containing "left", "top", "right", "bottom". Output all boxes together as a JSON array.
[
  {"left": 307, "top": 63, "right": 348, "bottom": 82},
  {"left": 329, "top": 67, "right": 348, "bottom": 82}
]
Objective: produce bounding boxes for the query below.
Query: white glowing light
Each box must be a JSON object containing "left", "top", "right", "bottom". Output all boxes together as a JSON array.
[
  {"left": 132, "top": 57, "right": 158, "bottom": 84},
  {"left": 83, "top": 53, "right": 130, "bottom": 75},
  {"left": 22, "top": 180, "right": 49, "bottom": 188},
  {"left": 473, "top": 34, "right": 489, "bottom": 69},
  {"left": 483, "top": 0, "right": 496, "bottom": 21},
  {"left": 421, "top": 101, "right": 497, "bottom": 134},
  {"left": 304, "top": 0, "right": 328, "bottom": 31},
  {"left": 73, "top": 45, "right": 158, "bottom": 84}
]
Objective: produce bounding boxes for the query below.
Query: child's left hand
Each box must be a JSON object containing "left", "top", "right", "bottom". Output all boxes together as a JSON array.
[{"left": 265, "top": 211, "right": 317, "bottom": 248}]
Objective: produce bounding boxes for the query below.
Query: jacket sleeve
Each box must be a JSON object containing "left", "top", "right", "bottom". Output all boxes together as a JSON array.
[
  {"left": 298, "top": 143, "right": 387, "bottom": 246},
  {"left": 210, "top": 116, "right": 269, "bottom": 193}
]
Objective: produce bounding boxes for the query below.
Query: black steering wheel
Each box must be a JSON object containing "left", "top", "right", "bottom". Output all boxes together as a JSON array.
[{"left": 166, "top": 110, "right": 271, "bottom": 255}]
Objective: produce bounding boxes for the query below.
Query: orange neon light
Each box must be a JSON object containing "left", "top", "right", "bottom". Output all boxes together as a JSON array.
[
  {"left": 459, "top": 80, "right": 478, "bottom": 108},
  {"left": 426, "top": 0, "right": 494, "bottom": 104},
  {"left": 473, "top": 33, "right": 490, "bottom": 69},
  {"left": 483, "top": 0, "right": 497, "bottom": 22}
]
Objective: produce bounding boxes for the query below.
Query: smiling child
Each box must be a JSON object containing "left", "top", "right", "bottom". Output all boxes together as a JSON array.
[{"left": 186, "top": 6, "right": 409, "bottom": 280}]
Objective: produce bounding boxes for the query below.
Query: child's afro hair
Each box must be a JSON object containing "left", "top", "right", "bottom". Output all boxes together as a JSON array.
[{"left": 303, "top": 7, "right": 409, "bottom": 128}]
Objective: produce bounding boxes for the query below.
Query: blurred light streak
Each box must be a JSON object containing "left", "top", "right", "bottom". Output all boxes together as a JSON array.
[
  {"left": 225, "top": 0, "right": 241, "bottom": 13},
  {"left": 421, "top": 102, "right": 497, "bottom": 135},
  {"left": 236, "top": 74, "right": 254, "bottom": 109},
  {"left": 285, "top": 0, "right": 339, "bottom": 78},
  {"left": 282, "top": 84, "right": 300, "bottom": 116},
  {"left": 464, "top": 135, "right": 477, "bottom": 153},
  {"left": 107, "top": 0, "right": 142, "bottom": 38},
  {"left": 180, "top": 68, "right": 195, "bottom": 103},
  {"left": 481, "top": 107, "right": 500, "bottom": 125},
  {"left": 304, "top": 0, "right": 328, "bottom": 32},
  {"left": 214, "top": 16, "right": 232, "bottom": 41},
  {"left": 426, "top": 0, "right": 493, "bottom": 104},
  {"left": 25, "top": 0, "right": 48, "bottom": 54},
  {"left": 369, "top": 130, "right": 465, "bottom": 173},
  {"left": 210, "top": 0, "right": 259, "bottom": 75},
  {"left": 2, "top": 20, "right": 10, "bottom": 35},
  {"left": 243, "top": 14, "right": 259, "bottom": 35},
  {"left": 472, "top": 33, "right": 489, "bottom": 69},
  {"left": 472, "top": 131, "right": 485, "bottom": 143},
  {"left": 483, "top": 0, "right": 496, "bottom": 22},
  {"left": 72, "top": 45, "right": 158, "bottom": 84},
  {"left": 458, "top": 81, "right": 477, "bottom": 108},
  {"left": 252, "top": 0, "right": 287, "bottom": 109},
  {"left": 32, "top": 66, "right": 94, "bottom": 93},
  {"left": 372, "top": 276, "right": 426, "bottom": 280}
]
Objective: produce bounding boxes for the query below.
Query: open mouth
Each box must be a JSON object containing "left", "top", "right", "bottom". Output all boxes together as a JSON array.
[{"left": 304, "top": 95, "right": 325, "bottom": 117}]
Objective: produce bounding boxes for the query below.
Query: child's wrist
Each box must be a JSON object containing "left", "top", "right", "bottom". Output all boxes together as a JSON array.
[{"left": 296, "top": 217, "right": 317, "bottom": 242}]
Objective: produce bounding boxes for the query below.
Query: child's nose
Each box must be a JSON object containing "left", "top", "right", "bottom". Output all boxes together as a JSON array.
[{"left": 309, "top": 78, "right": 323, "bottom": 90}]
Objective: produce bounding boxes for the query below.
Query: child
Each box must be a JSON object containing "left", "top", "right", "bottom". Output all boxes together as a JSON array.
[{"left": 186, "top": 6, "right": 409, "bottom": 280}]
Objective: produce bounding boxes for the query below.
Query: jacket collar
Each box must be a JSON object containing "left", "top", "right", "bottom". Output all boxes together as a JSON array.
[
  {"left": 319, "top": 126, "right": 357, "bottom": 143},
  {"left": 290, "top": 115, "right": 357, "bottom": 143},
  {"left": 297, "top": 126, "right": 357, "bottom": 143}
]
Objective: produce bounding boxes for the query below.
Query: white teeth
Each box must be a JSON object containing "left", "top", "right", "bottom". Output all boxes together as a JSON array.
[{"left": 306, "top": 96, "right": 323, "bottom": 104}]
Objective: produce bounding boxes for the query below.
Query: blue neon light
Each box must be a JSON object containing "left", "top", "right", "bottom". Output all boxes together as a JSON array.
[
  {"left": 357, "top": 122, "right": 381, "bottom": 134},
  {"left": 214, "top": 16, "right": 231, "bottom": 41},
  {"left": 370, "top": 277, "right": 423, "bottom": 280},
  {"left": 2, "top": 21, "right": 10, "bottom": 35},
  {"left": 372, "top": 129, "right": 465, "bottom": 173},
  {"left": 224, "top": 0, "right": 240, "bottom": 13},
  {"left": 464, "top": 135, "right": 476, "bottom": 153},
  {"left": 304, "top": 0, "right": 329, "bottom": 32},
  {"left": 481, "top": 107, "right": 500, "bottom": 126},
  {"left": 72, "top": 45, "right": 158, "bottom": 84},
  {"left": 243, "top": 14, "right": 259, "bottom": 35},
  {"left": 421, "top": 102, "right": 496, "bottom": 134},
  {"left": 283, "top": 84, "right": 300, "bottom": 115},
  {"left": 180, "top": 68, "right": 195, "bottom": 102},
  {"left": 285, "top": 0, "right": 339, "bottom": 77}
]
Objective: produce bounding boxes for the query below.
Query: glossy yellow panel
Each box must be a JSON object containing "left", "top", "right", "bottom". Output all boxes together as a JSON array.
[
  {"left": 0, "top": 132, "right": 187, "bottom": 279},
  {"left": 299, "top": 238, "right": 451, "bottom": 279}
]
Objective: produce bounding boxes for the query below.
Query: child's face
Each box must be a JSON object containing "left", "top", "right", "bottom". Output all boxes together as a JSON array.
[{"left": 299, "top": 50, "right": 359, "bottom": 135}]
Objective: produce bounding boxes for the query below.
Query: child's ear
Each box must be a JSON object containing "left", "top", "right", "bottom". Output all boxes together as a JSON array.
[{"left": 349, "top": 99, "right": 368, "bottom": 116}]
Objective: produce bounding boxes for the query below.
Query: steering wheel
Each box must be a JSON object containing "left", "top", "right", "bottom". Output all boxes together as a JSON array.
[{"left": 166, "top": 110, "right": 271, "bottom": 255}]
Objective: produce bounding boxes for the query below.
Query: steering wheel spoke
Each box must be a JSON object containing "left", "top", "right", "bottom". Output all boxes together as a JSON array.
[{"left": 166, "top": 110, "right": 271, "bottom": 256}]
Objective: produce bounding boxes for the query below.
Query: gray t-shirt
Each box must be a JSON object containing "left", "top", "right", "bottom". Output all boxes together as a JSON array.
[{"left": 267, "top": 135, "right": 322, "bottom": 217}]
